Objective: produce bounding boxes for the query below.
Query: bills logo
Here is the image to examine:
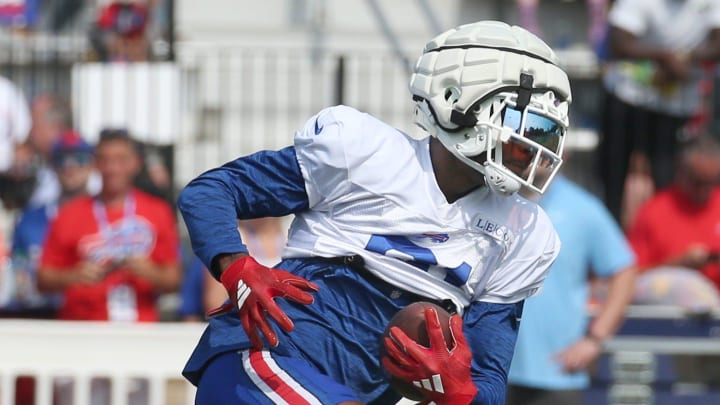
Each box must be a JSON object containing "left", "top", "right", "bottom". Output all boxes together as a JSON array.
[
  {"left": 80, "top": 217, "right": 156, "bottom": 264},
  {"left": 420, "top": 233, "right": 449, "bottom": 243}
]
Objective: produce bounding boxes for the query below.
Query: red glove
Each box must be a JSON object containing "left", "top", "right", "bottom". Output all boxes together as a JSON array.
[
  {"left": 382, "top": 307, "right": 478, "bottom": 405},
  {"left": 207, "top": 256, "right": 319, "bottom": 349}
]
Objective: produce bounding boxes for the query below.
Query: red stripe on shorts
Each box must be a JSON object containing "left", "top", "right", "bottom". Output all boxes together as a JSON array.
[{"left": 248, "top": 350, "right": 313, "bottom": 405}]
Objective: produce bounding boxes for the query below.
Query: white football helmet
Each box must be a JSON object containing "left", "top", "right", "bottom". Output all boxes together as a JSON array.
[{"left": 410, "top": 20, "right": 572, "bottom": 195}]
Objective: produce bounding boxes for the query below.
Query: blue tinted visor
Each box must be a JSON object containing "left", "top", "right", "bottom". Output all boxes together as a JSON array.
[{"left": 501, "top": 106, "right": 563, "bottom": 153}]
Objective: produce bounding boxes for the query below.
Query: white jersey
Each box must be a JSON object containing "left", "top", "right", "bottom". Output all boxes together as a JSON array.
[{"left": 284, "top": 106, "right": 560, "bottom": 310}]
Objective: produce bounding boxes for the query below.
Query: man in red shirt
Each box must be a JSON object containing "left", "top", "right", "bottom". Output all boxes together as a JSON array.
[
  {"left": 38, "top": 129, "right": 180, "bottom": 321},
  {"left": 627, "top": 135, "right": 720, "bottom": 291}
]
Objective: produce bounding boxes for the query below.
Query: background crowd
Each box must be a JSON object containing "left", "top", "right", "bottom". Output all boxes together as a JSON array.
[{"left": 1, "top": 0, "right": 720, "bottom": 404}]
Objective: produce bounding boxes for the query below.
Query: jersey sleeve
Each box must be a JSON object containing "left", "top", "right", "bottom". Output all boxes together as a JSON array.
[
  {"left": 586, "top": 199, "right": 636, "bottom": 277},
  {"left": 476, "top": 208, "right": 561, "bottom": 304},
  {"left": 608, "top": 0, "right": 649, "bottom": 35},
  {"left": 293, "top": 105, "right": 382, "bottom": 210},
  {"left": 177, "top": 146, "right": 309, "bottom": 270},
  {"left": 464, "top": 300, "right": 524, "bottom": 404}
]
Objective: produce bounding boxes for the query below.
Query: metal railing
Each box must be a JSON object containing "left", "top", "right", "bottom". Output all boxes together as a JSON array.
[{"left": 0, "top": 320, "right": 204, "bottom": 405}]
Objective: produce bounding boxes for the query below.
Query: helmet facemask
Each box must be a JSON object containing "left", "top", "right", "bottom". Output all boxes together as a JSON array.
[{"left": 431, "top": 90, "right": 568, "bottom": 195}]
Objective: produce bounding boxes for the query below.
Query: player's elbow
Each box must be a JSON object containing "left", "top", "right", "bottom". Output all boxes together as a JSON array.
[{"left": 177, "top": 181, "right": 202, "bottom": 221}]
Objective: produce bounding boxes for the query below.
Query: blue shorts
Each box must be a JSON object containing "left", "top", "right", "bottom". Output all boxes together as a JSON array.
[
  {"left": 196, "top": 349, "right": 360, "bottom": 404},
  {"left": 185, "top": 258, "right": 417, "bottom": 404}
]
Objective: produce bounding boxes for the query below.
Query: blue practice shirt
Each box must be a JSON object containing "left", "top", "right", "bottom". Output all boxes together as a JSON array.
[
  {"left": 5, "top": 204, "right": 60, "bottom": 312},
  {"left": 508, "top": 176, "right": 635, "bottom": 390}
]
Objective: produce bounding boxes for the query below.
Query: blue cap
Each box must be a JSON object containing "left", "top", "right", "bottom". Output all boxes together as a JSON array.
[{"left": 50, "top": 130, "right": 94, "bottom": 159}]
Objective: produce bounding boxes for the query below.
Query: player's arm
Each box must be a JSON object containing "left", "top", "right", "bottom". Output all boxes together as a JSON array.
[
  {"left": 463, "top": 300, "right": 524, "bottom": 404},
  {"left": 177, "top": 146, "right": 318, "bottom": 348},
  {"left": 177, "top": 146, "right": 309, "bottom": 275}
]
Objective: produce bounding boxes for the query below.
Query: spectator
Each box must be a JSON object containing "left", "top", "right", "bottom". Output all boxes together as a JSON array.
[
  {"left": 598, "top": 0, "right": 720, "bottom": 222},
  {"left": 90, "top": 1, "right": 150, "bottom": 62},
  {"left": 508, "top": 173, "right": 637, "bottom": 405},
  {"left": 0, "top": 0, "right": 41, "bottom": 31},
  {"left": 37, "top": 129, "right": 181, "bottom": 321},
  {"left": 0, "top": 76, "right": 30, "bottom": 208},
  {"left": 2, "top": 130, "right": 94, "bottom": 318},
  {"left": 627, "top": 135, "right": 720, "bottom": 388},
  {"left": 28, "top": 96, "right": 71, "bottom": 155},
  {"left": 237, "top": 217, "right": 286, "bottom": 266},
  {"left": 515, "top": 0, "right": 608, "bottom": 49},
  {"left": 627, "top": 135, "right": 720, "bottom": 296},
  {"left": 2, "top": 94, "right": 70, "bottom": 210},
  {"left": 22, "top": 94, "right": 101, "bottom": 208},
  {"left": 178, "top": 255, "right": 224, "bottom": 322},
  {"left": 133, "top": 141, "right": 174, "bottom": 208},
  {"left": 0, "top": 73, "right": 31, "bottom": 178}
]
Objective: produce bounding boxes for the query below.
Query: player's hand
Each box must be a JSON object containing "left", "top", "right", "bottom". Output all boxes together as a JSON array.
[
  {"left": 207, "top": 255, "right": 319, "bottom": 349},
  {"left": 554, "top": 337, "right": 602, "bottom": 374},
  {"left": 72, "top": 261, "right": 106, "bottom": 284},
  {"left": 382, "top": 308, "right": 478, "bottom": 405}
]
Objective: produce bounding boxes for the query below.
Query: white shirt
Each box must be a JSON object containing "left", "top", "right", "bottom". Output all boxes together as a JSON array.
[
  {"left": 285, "top": 106, "right": 560, "bottom": 310},
  {"left": 0, "top": 76, "right": 31, "bottom": 171},
  {"left": 604, "top": 0, "right": 720, "bottom": 116}
]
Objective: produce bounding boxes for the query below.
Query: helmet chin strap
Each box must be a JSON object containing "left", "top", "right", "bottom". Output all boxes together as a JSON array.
[{"left": 482, "top": 164, "right": 521, "bottom": 196}]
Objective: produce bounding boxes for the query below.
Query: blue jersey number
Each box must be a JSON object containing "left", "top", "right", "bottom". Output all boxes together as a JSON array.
[{"left": 365, "top": 235, "right": 471, "bottom": 287}]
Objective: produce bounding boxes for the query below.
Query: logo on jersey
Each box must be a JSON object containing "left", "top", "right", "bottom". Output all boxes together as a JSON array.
[
  {"left": 79, "top": 216, "right": 156, "bottom": 264},
  {"left": 474, "top": 217, "right": 512, "bottom": 243},
  {"left": 420, "top": 233, "right": 449, "bottom": 243}
]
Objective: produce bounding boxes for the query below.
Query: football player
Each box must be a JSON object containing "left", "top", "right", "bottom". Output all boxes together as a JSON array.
[{"left": 179, "top": 20, "right": 571, "bottom": 405}]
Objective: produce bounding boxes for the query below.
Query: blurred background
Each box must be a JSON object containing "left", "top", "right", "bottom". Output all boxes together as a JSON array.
[{"left": 0, "top": 0, "right": 719, "bottom": 404}]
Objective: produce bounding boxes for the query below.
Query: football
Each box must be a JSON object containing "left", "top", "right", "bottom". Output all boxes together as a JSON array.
[{"left": 382, "top": 301, "right": 454, "bottom": 401}]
